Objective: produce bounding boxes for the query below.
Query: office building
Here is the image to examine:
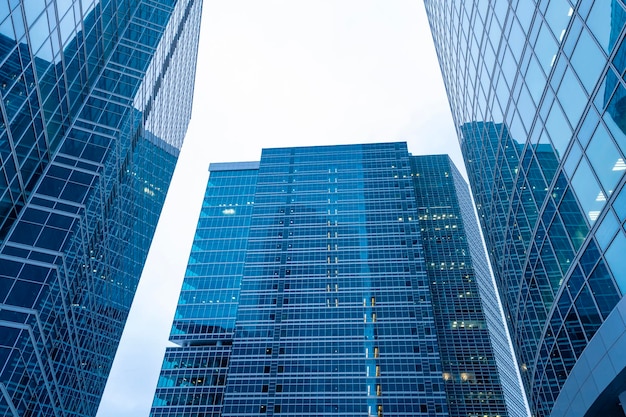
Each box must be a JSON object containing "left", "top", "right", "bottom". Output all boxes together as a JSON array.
[
  {"left": 425, "top": 1, "right": 626, "bottom": 416},
  {"left": 151, "top": 143, "right": 527, "bottom": 417},
  {"left": 0, "top": 0, "right": 201, "bottom": 415}
]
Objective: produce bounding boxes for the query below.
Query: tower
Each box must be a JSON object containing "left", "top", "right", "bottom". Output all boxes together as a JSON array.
[
  {"left": 425, "top": 1, "right": 626, "bottom": 415},
  {"left": 0, "top": 1, "right": 202, "bottom": 415},
  {"left": 151, "top": 143, "right": 526, "bottom": 417}
]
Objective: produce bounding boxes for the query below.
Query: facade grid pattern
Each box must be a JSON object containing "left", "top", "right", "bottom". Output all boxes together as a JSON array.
[
  {"left": 425, "top": 0, "right": 626, "bottom": 415},
  {"left": 152, "top": 143, "right": 525, "bottom": 417},
  {"left": 0, "top": 0, "right": 202, "bottom": 415}
]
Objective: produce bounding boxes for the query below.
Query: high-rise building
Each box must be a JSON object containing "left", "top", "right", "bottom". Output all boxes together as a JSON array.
[
  {"left": 425, "top": 1, "right": 626, "bottom": 416},
  {"left": 150, "top": 143, "right": 527, "bottom": 417},
  {"left": 0, "top": 0, "right": 201, "bottom": 415}
]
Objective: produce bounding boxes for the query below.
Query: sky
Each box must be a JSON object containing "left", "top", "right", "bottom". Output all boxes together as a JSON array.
[{"left": 97, "top": 1, "right": 461, "bottom": 416}]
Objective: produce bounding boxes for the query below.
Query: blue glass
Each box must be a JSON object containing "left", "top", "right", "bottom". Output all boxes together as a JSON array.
[
  {"left": 151, "top": 144, "right": 521, "bottom": 417},
  {"left": 0, "top": 0, "right": 202, "bottom": 416},
  {"left": 606, "top": 231, "right": 626, "bottom": 294},
  {"left": 425, "top": 1, "right": 626, "bottom": 415}
]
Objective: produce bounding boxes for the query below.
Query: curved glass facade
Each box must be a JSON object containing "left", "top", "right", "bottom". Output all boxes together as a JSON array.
[
  {"left": 151, "top": 143, "right": 525, "bottom": 417},
  {"left": 0, "top": 0, "right": 201, "bottom": 415},
  {"left": 425, "top": 1, "right": 626, "bottom": 415}
]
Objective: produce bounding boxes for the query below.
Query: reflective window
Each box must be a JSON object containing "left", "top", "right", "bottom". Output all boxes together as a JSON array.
[
  {"left": 563, "top": 140, "right": 581, "bottom": 178},
  {"left": 595, "top": 211, "right": 619, "bottom": 250},
  {"left": 559, "top": 189, "right": 588, "bottom": 251},
  {"left": 558, "top": 67, "right": 587, "bottom": 128},
  {"left": 586, "top": 124, "right": 623, "bottom": 196},
  {"left": 545, "top": 103, "right": 572, "bottom": 157},
  {"left": 587, "top": 0, "right": 626, "bottom": 53},
  {"left": 526, "top": 54, "right": 547, "bottom": 103},
  {"left": 604, "top": 83, "right": 626, "bottom": 155},
  {"left": 571, "top": 157, "right": 604, "bottom": 223},
  {"left": 587, "top": 260, "right": 620, "bottom": 318},
  {"left": 614, "top": 185, "right": 626, "bottom": 221},
  {"left": 605, "top": 230, "right": 626, "bottom": 294},
  {"left": 571, "top": 29, "right": 606, "bottom": 93},
  {"left": 577, "top": 107, "right": 600, "bottom": 147},
  {"left": 536, "top": 22, "right": 559, "bottom": 73},
  {"left": 545, "top": 0, "right": 572, "bottom": 42}
]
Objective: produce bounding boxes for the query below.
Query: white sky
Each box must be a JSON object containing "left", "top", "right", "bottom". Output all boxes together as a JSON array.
[{"left": 97, "top": 1, "right": 461, "bottom": 416}]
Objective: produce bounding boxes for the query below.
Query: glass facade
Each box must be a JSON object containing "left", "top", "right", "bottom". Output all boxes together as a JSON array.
[
  {"left": 0, "top": 0, "right": 201, "bottom": 415},
  {"left": 411, "top": 155, "right": 529, "bottom": 417},
  {"left": 151, "top": 143, "right": 525, "bottom": 417},
  {"left": 425, "top": 1, "right": 626, "bottom": 416}
]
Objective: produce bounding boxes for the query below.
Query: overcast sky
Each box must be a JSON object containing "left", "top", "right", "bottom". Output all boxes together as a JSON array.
[{"left": 97, "top": 1, "right": 461, "bottom": 416}]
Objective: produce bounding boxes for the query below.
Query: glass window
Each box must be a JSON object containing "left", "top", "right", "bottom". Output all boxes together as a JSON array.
[
  {"left": 595, "top": 211, "right": 619, "bottom": 250},
  {"left": 558, "top": 67, "right": 588, "bottom": 128},
  {"left": 518, "top": 85, "right": 537, "bottom": 130},
  {"left": 571, "top": 157, "right": 604, "bottom": 223},
  {"left": 574, "top": 285, "right": 601, "bottom": 339},
  {"left": 571, "top": 29, "right": 606, "bottom": 93},
  {"left": 567, "top": 265, "right": 585, "bottom": 297},
  {"left": 545, "top": 103, "right": 572, "bottom": 157},
  {"left": 588, "top": 260, "right": 620, "bottom": 318},
  {"left": 586, "top": 124, "right": 623, "bottom": 196},
  {"left": 563, "top": 140, "right": 581, "bottom": 178},
  {"left": 23, "top": 0, "right": 46, "bottom": 26},
  {"left": 526, "top": 55, "right": 547, "bottom": 103},
  {"left": 536, "top": 22, "right": 559, "bottom": 73},
  {"left": 614, "top": 34, "right": 626, "bottom": 76},
  {"left": 577, "top": 107, "right": 600, "bottom": 147},
  {"left": 587, "top": 0, "right": 626, "bottom": 53},
  {"left": 614, "top": 185, "right": 626, "bottom": 221},
  {"left": 536, "top": 141, "right": 559, "bottom": 185},
  {"left": 603, "top": 88, "right": 626, "bottom": 157},
  {"left": 545, "top": 0, "right": 573, "bottom": 42},
  {"left": 605, "top": 230, "right": 626, "bottom": 294}
]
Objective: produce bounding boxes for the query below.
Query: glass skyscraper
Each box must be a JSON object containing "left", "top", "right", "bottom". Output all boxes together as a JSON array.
[
  {"left": 0, "top": 0, "right": 201, "bottom": 415},
  {"left": 425, "top": 1, "right": 626, "bottom": 416},
  {"left": 151, "top": 143, "right": 527, "bottom": 417}
]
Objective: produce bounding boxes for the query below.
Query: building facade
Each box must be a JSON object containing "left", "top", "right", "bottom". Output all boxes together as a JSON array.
[
  {"left": 425, "top": 1, "right": 626, "bottom": 416},
  {"left": 0, "top": 0, "right": 201, "bottom": 415},
  {"left": 151, "top": 143, "right": 527, "bottom": 417}
]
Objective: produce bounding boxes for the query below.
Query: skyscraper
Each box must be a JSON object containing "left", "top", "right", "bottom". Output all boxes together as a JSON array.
[
  {"left": 151, "top": 143, "right": 527, "bottom": 417},
  {"left": 425, "top": 1, "right": 626, "bottom": 416},
  {"left": 0, "top": 0, "right": 201, "bottom": 415}
]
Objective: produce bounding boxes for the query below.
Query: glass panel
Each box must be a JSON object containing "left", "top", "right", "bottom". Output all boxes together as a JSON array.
[
  {"left": 595, "top": 211, "right": 619, "bottom": 250},
  {"left": 571, "top": 157, "right": 604, "bottom": 223},
  {"left": 526, "top": 54, "right": 547, "bottom": 103},
  {"left": 586, "top": 124, "right": 624, "bottom": 196},
  {"left": 563, "top": 140, "right": 581, "bottom": 178},
  {"left": 558, "top": 67, "right": 587, "bottom": 128},
  {"left": 571, "top": 29, "right": 606, "bottom": 93},
  {"left": 605, "top": 230, "right": 626, "bottom": 294},
  {"left": 535, "top": 139, "right": 559, "bottom": 185},
  {"left": 545, "top": 103, "right": 572, "bottom": 157},
  {"left": 604, "top": 82, "right": 626, "bottom": 153},
  {"left": 548, "top": 216, "right": 574, "bottom": 274},
  {"left": 574, "top": 285, "right": 601, "bottom": 340},
  {"left": 536, "top": 22, "right": 559, "bottom": 73},
  {"left": 587, "top": 0, "right": 626, "bottom": 53},
  {"left": 613, "top": 185, "right": 626, "bottom": 221},
  {"left": 588, "top": 260, "right": 620, "bottom": 318},
  {"left": 577, "top": 107, "right": 599, "bottom": 147},
  {"left": 545, "top": 0, "right": 573, "bottom": 42},
  {"left": 559, "top": 188, "right": 588, "bottom": 250}
]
